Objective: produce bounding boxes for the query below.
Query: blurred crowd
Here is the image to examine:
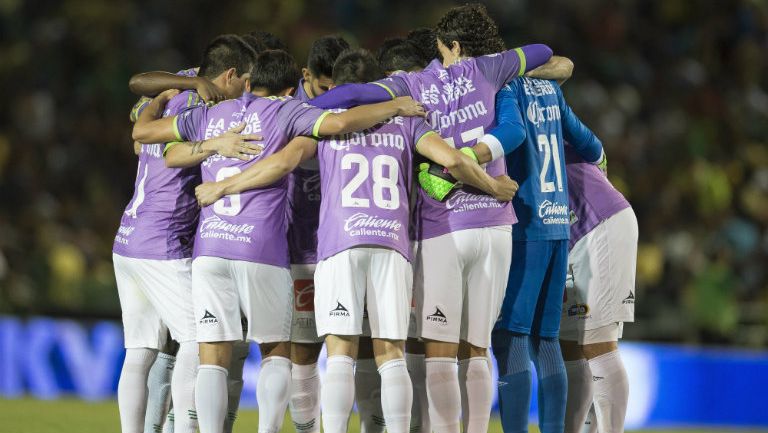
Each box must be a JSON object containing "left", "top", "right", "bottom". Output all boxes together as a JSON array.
[{"left": 0, "top": 0, "right": 766, "bottom": 347}]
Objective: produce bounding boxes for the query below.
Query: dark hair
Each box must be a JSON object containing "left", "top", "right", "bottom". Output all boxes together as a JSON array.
[
  {"left": 250, "top": 50, "right": 301, "bottom": 94},
  {"left": 307, "top": 35, "right": 350, "bottom": 78},
  {"left": 198, "top": 34, "right": 257, "bottom": 80},
  {"left": 246, "top": 30, "right": 287, "bottom": 51},
  {"left": 240, "top": 34, "right": 268, "bottom": 54},
  {"left": 332, "top": 49, "right": 385, "bottom": 85},
  {"left": 435, "top": 4, "right": 505, "bottom": 57},
  {"left": 406, "top": 27, "right": 439, "bottom": 64},
  {"left": 375, "top": 37, "right": 405, "bottom": 64},
  {"left": 378, "top": 42, "right": 427, "bottom": 73}
]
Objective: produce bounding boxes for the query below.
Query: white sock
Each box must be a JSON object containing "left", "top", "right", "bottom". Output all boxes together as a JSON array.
[
  {"left": 406, "top": 353, "right": 429, "bottom": 433},
  {"left": 322, "top": 355, "right": 356, "bottom": 433},
  {"left": 196, "top": 365, "right": 228, "bottom": 433},
  {"left": 257, "top": 356, "right": 292, "bottom": 433},
  {"left": 355, "top": 358, "right": 385, "bottom": 433},
  {"left": 289, "top": 363, "right": 321, "bottom": 433},
  {"left": 162, "top": 407, "right": 174, "bottom": 433},
  {"left": 378, "top": 358, "right": 413, "bottom": 433},
  {"left": 459, "top": 357, "right": 493, "bottom": 433},
  {"left": 144, "top": 352, "right": 175, "bottom": 433},
  {"left": 425, "top": 357, "right": 460, "bottom": 433},
  {"left": 172, "top": 342, "right": 199, "bottom": 433},
  {"left": 589, "top": 350, "right": 629, "bottom": 433},
  {"left": 118, "top": 348, "right": 158, "bottom": 433},
  {"left": 580, "top": 405, "right": 598, "bottom": 433},
  {"left": 224, "top": 340, "right": 249, "bottom": 433},
  {"left": 564, "top": 358, "right": 594, "bottom": 433}
]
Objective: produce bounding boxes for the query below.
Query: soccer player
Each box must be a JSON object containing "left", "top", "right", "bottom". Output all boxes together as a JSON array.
[
  {"left": 308, "top": 6, "right": 569, "bottom": 433},
  {"left": 132, "top": 49, "right": 426, "bottom": 433},
  {"left": 286, "top": 34, "right": 349, "bottom": 433},
  {"left": 192, "top": 48, "right": 519, "bottom": 433},
  {"left": 464, "top": 74, "right": 604, "bottom": 433},
  {"left": 559, "top": 148, "right": 636, "bottom": 433},
  {"left": 114, "top": 34, "right": 256, "bottom": 433}
]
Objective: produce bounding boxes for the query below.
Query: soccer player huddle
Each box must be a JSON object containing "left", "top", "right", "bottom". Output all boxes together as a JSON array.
[{"left": 115, "top": 4, "right": 638, "bottom": 433}]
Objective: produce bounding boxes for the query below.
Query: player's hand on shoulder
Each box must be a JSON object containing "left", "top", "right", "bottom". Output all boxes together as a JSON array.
[
  {"left": 194, "top": 77, "right": 225, "bottom": 104},
  {"left": 392, "top": 96, "right": 426, "bottom": 117},
  {"left": 195, "top": 182, "right": 226, "bottom": 207},
  {"left": 209, "top": 123, "right": 264, "bottom": 161},
  {"left": 157, "top": 88, "right": 180, "bottom": 102},
  {"left": 491, "top": 175, "right": 519, "bottom": 202}
]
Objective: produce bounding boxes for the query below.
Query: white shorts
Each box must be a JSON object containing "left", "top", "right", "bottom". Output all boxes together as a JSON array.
[
  {"left": 561, "top": 207, "right": 638, "bottom": 334},
  {"left": 113, "top": 254, "right": 196, "bottom": 349},
  {"left": 560, "top": 322, "right": 624, "bottom": 345},
  {"left": 314, "top": 247, "right": 412, "bottom": 340},
  {"left": 290, "top": 264, "right": 323, "bottom": 344},
  {"left": 415, "top": 226, "right": 513, "bottom": 347},
  {"left": 192, "top": 256, "right": 293, "bottom": 344}
]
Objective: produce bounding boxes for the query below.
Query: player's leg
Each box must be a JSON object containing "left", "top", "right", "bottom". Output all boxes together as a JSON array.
[
  {"left": 405, "top": 339, "right": 429, "bottom": 433},
  {"left": 238, "top": 261, "right": 294, "bottom": 433},
  {"left": 459, "top": 225, "right": 512, "bottom": 433},
  {"left": 582, "top": 335, "right": 627, "bottom": 433},
  {"left": 368, "top": 247, "right": 414, "bottom": 433},
  {"left": 192, "top": 256, "right": 243, "bottom": 433},
  {"left": 224, "top": 323, "right": 250, "bottom": 433},
  {"left": 144, "top": 335, "right": 177, "bottom": 433},
  {"left": 356, "top": 335, "right": 385, "bottom": 433},
  {"left": 529, "top": 240, "right": 569, "bottom": 433},
  {"left": 288, "top": 264, "right": 323, "bottom": 433},
  {"left": 314, "top": 249, "right": 367, "bottom": 433},
  {"left": 417, "top": 232, "right": 464, "bottom": 433},
  {"left": 490, "top": 240, "right": 549, "bottom": 433},
  {"left": 113, "top": 254, "right": 164, "bottom": 433}
]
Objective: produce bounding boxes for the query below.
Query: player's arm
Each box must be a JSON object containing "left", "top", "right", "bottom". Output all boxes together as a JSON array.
[
  {"left": 557, "top": 86, "right": 604, "bottom": 168},
  {"left": 315, "top": 96, "right": 425, "bottom": 136},
  {"left": 132, "top": 89, "right": 181, "bottom": 144},
  {"left": 308, "top": 76, "right": 409, "bottom": 109},
  {"left": 416, "top": 132, "right": 519, "bottom": 202},
  {"left": 476, "top": 44, "right": 553, "bottom": 91},
  {"left": 164, "top": 124, "right": 263, "bottom": 168},
  {"left": 195, "top": 136, "right": 318, "bottom": 206},
  {"left": 526, "top": 56, "right": 574, "bottom": 85},
  {"left": 129, "top": 71, "right": 224, "bottom": 103},
  {"left": 472, "top": 85, "right": 526, "bottom": 164}
]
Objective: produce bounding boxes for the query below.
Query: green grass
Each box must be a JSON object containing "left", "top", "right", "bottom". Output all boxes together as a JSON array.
[{"left": 0, "top": 398, "right": 765, "bottom": 433}]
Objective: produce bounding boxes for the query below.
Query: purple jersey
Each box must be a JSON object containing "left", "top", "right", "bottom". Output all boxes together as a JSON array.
[
  {"left": 287, "top": 79, "right": 322, "bottom": 264},
  {"left": 114, "top": 90, "right": 204, "bottom": 259},
  {"left": 375, "top": 49, "right": 529, "bottom": 239},
  {"left": 565, "top": 145, "right": 631, "bottom": 249},
  {"left": 130, "top": 68, "right": 199, "bottom": 123},
  {"left": 316, "top": 116, "right": 434, "bottom": 261},
  {"left": 174, "top": 93, "right": 328, "bottom": 267}
]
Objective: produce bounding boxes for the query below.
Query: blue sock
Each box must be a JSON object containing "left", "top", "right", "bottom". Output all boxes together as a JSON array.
[
  {"left": 529, "top": 336, "right": 567, "bottom": 433},
  {"left": 491, "top": 329, "right": 532, "bottom": 433}
]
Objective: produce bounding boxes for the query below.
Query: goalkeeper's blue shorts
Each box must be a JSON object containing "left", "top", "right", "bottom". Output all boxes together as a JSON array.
[{"left": 494, "top": 239, "right": 568, "bottom": 338}]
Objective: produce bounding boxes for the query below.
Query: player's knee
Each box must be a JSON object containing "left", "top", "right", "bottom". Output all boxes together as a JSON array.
[
  {"left": 325, "top": 334, "right": 358, "bottom": 358},
  {"left": 458, "top": 340, "right": 487, "bottom": 360},
  {"left": 581, "top": 341, "right": 617, "bottom": 359},
  {"left": 424, "top": 339, "right": 459, "bottom": 359},
  {"left": 199, "top": 341, "right": 233, "bottom": 367},
  {"left": 290, "top": 342, "right": 323, "bottom": 364},
  {"left": 559, "top": 339, "right": 584, "bottom": 361},
  {"left": 372, "top": 338, "right": 405, "bottom": 366},
  {"left": 260, "top": 341, "right": 291, "bottom": 359}
]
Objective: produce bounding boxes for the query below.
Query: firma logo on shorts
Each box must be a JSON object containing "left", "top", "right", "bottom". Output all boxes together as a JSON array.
[
  {"left": 329, "top": 301, "right": 350, "bottom": 317},
  {"left": 426, "top": 307, "right": 447, "bottom": 325},
  {"left": 623, "top": 291, "right": 635, "bottom": 305},
  {"left": 200, "top": 310, "right": 218, "bottom": 324}
]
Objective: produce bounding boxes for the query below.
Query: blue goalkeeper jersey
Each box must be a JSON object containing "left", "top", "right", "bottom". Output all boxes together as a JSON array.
[{"left": 489, "top": 78, "right": 602, "bottom": 241}]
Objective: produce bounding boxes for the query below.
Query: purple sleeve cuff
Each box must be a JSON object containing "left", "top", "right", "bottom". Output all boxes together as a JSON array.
[
  {"left": 309, "top": 83, "right": 393, "bottom": 109},
  {"left": 520, "top": 44, "right": 553, "bottom": 73}
]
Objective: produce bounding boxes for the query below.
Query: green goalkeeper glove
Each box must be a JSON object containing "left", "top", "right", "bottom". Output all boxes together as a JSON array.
[{"left": 417, "top": 147, "right": 478, "bottom": 201}]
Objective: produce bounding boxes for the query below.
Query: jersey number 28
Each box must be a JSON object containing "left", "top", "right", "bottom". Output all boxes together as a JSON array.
[{"left": 341, "top": 153, "right": 400, "bottom": 210}]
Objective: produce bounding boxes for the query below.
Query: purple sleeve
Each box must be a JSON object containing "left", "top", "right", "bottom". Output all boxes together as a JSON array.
[
  {"left": 278, "top": 99, "right": 329, "bottom": 138},
  {"left": 309, "top": 82, "right": 398, "bottom": 109},
  {"left": 175, "top": 67, "right": 199, "bottom": 77},
  {"left": 411, "top": 118, "right": 435, "bottom": 148},
  {"left": 476, "top": 44, "right": 553, "bottom": 91},
  {"left": 174, "top": 105, "right": 206, "bottom": 142}
]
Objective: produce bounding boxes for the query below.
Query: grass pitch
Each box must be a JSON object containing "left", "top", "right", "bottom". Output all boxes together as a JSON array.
[{"left": 0, "top": 398, "right": 764, "bottom": 433}]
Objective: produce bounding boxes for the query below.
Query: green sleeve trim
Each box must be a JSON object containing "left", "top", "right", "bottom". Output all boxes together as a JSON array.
[
  {"left": 460, "top": 146, "right": 478, "bottom": 162},
  {"left": 172, "top": 116, "right": 183, "bottom": 141},
  {"left": 515, "top": 47, "right": 526, "bottom": 76},
  {"left": 312, "top": 111, "right": 332, "bottom": 137},
  {"left": 415, "top": 130, "right": 437, "bottom": 149},
  {"left": 373, "top": 82, "right": 396, "bottom": 99},
  {"left": 163, "top": 142, "right": 181, "bottom": 157}
]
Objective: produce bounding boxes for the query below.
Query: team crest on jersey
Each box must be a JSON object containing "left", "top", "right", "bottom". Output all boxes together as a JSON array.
[
  {"left": 329, "top": 301, "right": 350, "bottom": 317},
  {"left": 426, "top": 307, "right": 448, "bottom": 325}
]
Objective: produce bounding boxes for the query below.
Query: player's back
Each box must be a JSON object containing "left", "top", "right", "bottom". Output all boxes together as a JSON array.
[
  {"left": 316, "top": 115, "right": 432, "bottom": 262},
  {"left": 502, "top": 77, "right": 571, "bottom": 241},
  {"left": 114, "top": 90, "right": 203, "bottom": 260}
]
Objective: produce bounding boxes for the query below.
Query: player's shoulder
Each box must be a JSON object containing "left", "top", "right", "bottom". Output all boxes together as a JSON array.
[
  {"left": 175, "top": 67, "right": 199, "bottom": 78},
  {"left": 167, "top": 90, "right": 203, "bottom": 115}
]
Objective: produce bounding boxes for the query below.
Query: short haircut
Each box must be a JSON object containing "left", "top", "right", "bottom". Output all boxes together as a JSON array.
[
  {"left": 375, "top": 37, "right": 405, "bottom": 64},
  {"left": 435, "top": 4, "right": 505, "bottom": 57},
  {"left": 198, "top": 34, "right": 257, "bottom": 80},
  {"left": 406, "top": 27, "right": 439, "bottom": 64},
  {"left": 250, "top": 49, "right": 301, "bottom": 94},
  {"left": 378, "top": 42, "right": 427, "bottom": 73},
  {"left": 307, "top": 35, "right": 351, "bottom": 78},
  {"left": 332, "top": 49, "right": 385, "bottom": 85},
  {"left": 240, "top": 34, "right": 268, "bottom": 54},
  {"left": 246, "top": 30, "right": 287, "bottom": 51}
]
